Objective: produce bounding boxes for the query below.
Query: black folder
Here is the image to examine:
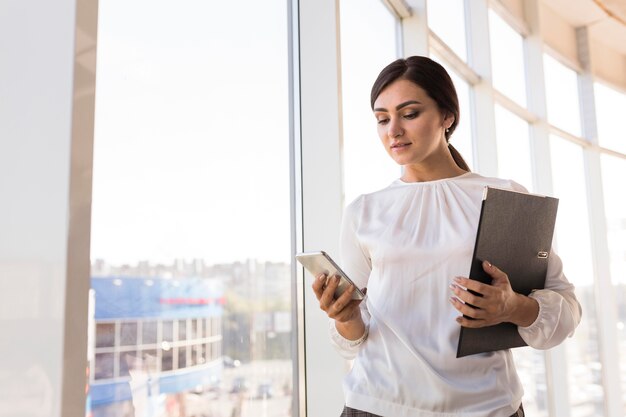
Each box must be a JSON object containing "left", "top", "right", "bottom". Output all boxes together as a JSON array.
[{"left": 456, "top": 186, "right": 559, "bottom": 358}]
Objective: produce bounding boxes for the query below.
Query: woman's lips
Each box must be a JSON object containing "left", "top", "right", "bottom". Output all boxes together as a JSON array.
[{"left": 391, "top": 142, "right": 411, "bottom": 151}]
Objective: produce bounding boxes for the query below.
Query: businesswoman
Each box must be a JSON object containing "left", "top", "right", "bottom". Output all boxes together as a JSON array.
[{"left": 312, "top": 56, "right": 581, "bottom": 417}]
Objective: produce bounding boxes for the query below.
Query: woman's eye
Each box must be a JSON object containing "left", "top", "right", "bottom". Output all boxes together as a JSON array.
[
  {"left": 377, "top": 118, "right": 389, "bottom": 125},
  {"left": 404, "top": 112, "right": 418, "bottom": 119}
]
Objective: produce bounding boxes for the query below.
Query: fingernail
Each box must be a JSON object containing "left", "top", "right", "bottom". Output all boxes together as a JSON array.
[
  {"left": 318, "top": 274, "right": 326, "bottom": 281},
  {"left": 449, "top": 283, "right": 456, "bottom": 291},
  {"left": 449, "top": 296, "right": 456, "bottom": 304},
  {"left": 485, "top": 260, "right": 492, "bottom": 268},
  {"left": 334, "top": 276, "right": 340, "bottom": 283}
]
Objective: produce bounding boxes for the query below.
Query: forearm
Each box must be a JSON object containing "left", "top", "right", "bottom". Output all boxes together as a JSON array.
[
  {"left": 335, "top": 316, "right": 366, "bottom": 341},
  {"left": 510, "top": 293, "right": 540, "bottom": 327}
]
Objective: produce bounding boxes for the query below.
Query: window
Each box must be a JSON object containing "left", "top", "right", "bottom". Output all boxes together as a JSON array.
[
  {"left": 340, "top": 0, "right": 400, "bottom": 205},
  {"left": 543, "top": 54, "right": 581, "bottom": 136},
  {"left": 489, "top": 9, "right": 527, "bottom": 107},
  {"left": 601, "top": 153, "right": 626, "bottom": 406},
  {"left": 494, "top": 104, "right": 533, "bottom": 191},
  {"left": 89, "top": 0, "right": 293, "bottom": 415},
  {"left": 550, "top": 135, "right": 605, "bottom": 415},
  {"left": 427, "top": 0, "right": 467, "bottom": 62},
  {"left": 595, "top": 82, "right": 626, "bottom": 155}
]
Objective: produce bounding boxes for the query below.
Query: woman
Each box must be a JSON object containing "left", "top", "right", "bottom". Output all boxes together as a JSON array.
[{"left": 312, "top": 56, "right": 581, "bottom": 417}]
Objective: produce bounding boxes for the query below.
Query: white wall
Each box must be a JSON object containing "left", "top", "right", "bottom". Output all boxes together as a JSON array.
[{"left": 0, "top": 0, "right": 97, "bottom": 416}]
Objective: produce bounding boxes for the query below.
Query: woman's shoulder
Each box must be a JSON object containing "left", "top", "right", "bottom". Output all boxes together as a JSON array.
[{"left": 457, "top": 172, "right": 529, "bottom": 193}]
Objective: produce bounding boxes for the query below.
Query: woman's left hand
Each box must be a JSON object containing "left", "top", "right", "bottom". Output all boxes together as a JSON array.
[{"left": 449, "top": 260, "right": 539, "bottom": 328}]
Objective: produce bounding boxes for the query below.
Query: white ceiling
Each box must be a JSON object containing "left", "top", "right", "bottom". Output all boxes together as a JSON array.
[{"left": 541, "top": 0, "right": 626, "bottom": 54}]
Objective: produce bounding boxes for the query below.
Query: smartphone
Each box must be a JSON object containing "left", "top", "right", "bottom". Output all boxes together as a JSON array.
[{"left": 295, "top": 251, "right": 365, "bottom": 300}]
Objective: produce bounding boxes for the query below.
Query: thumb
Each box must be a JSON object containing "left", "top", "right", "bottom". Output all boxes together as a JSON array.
[{"left": 482, "top": 260, "right": 509, "bottom": 284}]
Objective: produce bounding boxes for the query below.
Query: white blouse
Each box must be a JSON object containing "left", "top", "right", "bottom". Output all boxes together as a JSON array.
[{"left": 331, "top": 172, "right": 582, "bottom": 417}]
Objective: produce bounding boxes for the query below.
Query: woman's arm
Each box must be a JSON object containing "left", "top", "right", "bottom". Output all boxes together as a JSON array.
[{"left": 450, "top": 254, "right": 581, "bottom": 349}]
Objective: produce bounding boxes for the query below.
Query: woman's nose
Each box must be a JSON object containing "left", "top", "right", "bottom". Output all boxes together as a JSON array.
[{"left": 388, "top": 120, "right": 404, "bottom": 138}]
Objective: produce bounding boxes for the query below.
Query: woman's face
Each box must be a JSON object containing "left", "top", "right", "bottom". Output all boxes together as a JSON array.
[{"left": 373, "top": 79, "right": 453, "bottom": 168}]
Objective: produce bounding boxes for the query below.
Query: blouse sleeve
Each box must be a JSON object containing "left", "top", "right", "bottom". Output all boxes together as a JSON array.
[
  {"left": 329, "top": 196, "right": 372, "bottom": 360},
  {"left": 517, "top": 248, "right": 582, "bottom": 349}
]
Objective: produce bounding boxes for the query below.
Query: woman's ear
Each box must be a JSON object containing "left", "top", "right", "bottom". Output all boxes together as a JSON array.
[{"left": 443, "top": 113, "right": 455, "bottom": 130}]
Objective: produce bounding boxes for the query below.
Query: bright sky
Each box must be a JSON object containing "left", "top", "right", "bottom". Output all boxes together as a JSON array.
[{"left": 91, "top": 0, "right": 291, "bottom": 265}]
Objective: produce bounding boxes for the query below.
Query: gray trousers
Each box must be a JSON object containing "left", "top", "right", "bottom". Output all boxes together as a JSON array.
[{"left": 340, "top": 404, "right": 525, "bottom": 417}]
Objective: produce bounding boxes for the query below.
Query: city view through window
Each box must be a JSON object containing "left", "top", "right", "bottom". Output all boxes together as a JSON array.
[{"left": 88, "top": 1, "right": 293, "bottom": 416}]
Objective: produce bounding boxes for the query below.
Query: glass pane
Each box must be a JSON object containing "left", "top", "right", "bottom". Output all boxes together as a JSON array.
[
  {"left": 550, "top": 135, "right": 605, "bottom": 416},
  {"left": 489, "top": 9, "right": 527, "bottom": 107},
  {"left": 94, "top": 353, "right": 115, "bottom": 380},
  {"left": 95, "top": 323, "right": 115, "bottom": 348},
  {"left": 543, "top": 54, "right": 581, "bottom": 136},
  {"left": 427, "top": 0, "right": 467, "bottom": 62},
  {"left": 89, "top": 0, "right": 293, "bottom": 416},
  {"left": 178, "top": 319, "right": 187, "bottom": 342},
  {"left": 595, "top": 82, "right": 626, "bottom": 154},
  {"left": 340, "top": 0, "right": 400, "bottom": 205},
  {"left": 141, "top": 321, "right": 157, "bottom": 345},
  {"left": 432, "top": 53, "right": 474, "bottom": 170},
  {"left": 601, "top": 154, "right": 626, "bottom": 411},
  {"left": 120, "top": 322, "right": 137, "bottom": 346},
  {"left": 494, "top": 104, "right": 533, "bottom": 191}
]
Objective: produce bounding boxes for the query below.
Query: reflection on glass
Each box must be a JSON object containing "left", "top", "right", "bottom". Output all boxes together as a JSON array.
[
  {"left": 432, "top": 53, "right": 474, "bottom": 170},
  {"left": 550, "top": 135, "right": 604, "bottom": 416},
  {"left": 340, "top": 0, "right": 399, "bottom": 205},
  {"left": 489, "top": 9, "right": 527, "bottom": 107},
  {"left": 600, "top": 154, "right": 626, "bottom": 407},
  {"left": 427, "top": 0, "right": 467, "bottom": 62},
  {"left": 494, "top": 104, "right": 533, "bottom": 191},
  {"left": 595, "top": 82, "right": 626, "bottom": 155},
  {"left": 88, "top": 0, "right": 292, "bottom": 416},
  {"left": 543, "top": 54, "right": 581, "bottom": 136}
]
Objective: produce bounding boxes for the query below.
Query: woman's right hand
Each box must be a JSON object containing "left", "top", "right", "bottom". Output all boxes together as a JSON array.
[{"left": 312, "top": 274, "right": 367, "bottom": 341}]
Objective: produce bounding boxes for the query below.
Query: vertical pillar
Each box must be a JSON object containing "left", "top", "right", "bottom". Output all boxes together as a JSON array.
[
  {"left": 297, "top": 1, "right": 346, "bottom": 416},
  {"left": 464, "top": 0, "right": 498, "bottom": 176},
  {"left": 0, "top": 1, "right": 97, "bottom": 416},
  {"left": 577, "top": 26, "right": 623, "bottom": 417}
]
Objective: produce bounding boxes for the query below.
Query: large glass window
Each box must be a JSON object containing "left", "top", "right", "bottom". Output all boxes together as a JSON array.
[
  {"left": 340, "top": 0, "right": 399, "bottom": 205},
  {"left": 89, "top": 1, "right": 293, "bottom": 416},
  {"left": 489, "top": 9, "right": 527, "bottom": 107},
  {"left": 543, "top": 54, "right": 582, "bottom": 136},
  {"left": 595, "top": 82, "right": 626, "bottom": 155},
  {"left": 427, "top": 0, "right": 467, "bottom": 62},
  {"left": 494, "top": 105, "right": 533, "bottom": 191},
  {"left": 601, "top": 154, "right": 626, "bottom": 409},
  {"left": 550, "top": 135, "right": 605, "bottom": 416}
]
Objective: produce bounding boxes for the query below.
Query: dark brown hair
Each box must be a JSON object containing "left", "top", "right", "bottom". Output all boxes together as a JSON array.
[{"left": 370, "top": 56, "right": 470, "bottom": 171}]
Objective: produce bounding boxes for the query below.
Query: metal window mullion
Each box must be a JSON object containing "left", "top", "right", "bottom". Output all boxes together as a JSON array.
[
  {"left": 465, "top": 0, "right": 498, "bottom": 176},
  {"left": 401, "top": 0, "right": 429, "bottom": 56},
  {"left": 577, "top": 26, "right": 624, "bottom": 417}
]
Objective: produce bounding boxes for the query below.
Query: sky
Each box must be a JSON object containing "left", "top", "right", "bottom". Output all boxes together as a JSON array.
[{"left": 91, "top": 0, "right": 291, "bottom": 265}]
